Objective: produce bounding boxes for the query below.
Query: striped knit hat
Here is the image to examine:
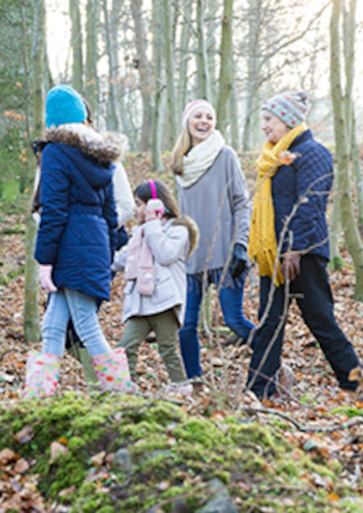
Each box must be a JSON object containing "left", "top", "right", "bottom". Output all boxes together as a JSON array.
[
  {"left": 181, "top": 99, "right": 216, "bottom": 129},
  {"left": 261, "top": 91, "right": 308, "bottom": 128}
]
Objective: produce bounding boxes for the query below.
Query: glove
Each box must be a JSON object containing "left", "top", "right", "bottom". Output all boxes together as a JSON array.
[
  {"left": 281, "top": 251, "right": 301, "bottom": 282},
  {"left": 39, "top": 264, "right": 58, "bottom": 293},
  {"left": 230, "top": 243, "right": 248, "bottom": 279}
]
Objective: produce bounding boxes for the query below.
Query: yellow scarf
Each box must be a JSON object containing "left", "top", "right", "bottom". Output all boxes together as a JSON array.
[{"left": 248, "top": 123, "right": 307, "bottom": 285}]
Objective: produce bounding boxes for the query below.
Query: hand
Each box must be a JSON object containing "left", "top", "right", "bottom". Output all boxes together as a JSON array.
[
  {"left": 39, "top": 264, "right": 58, "bottom": 292},
  {"left": 230, "top": 243, "right": 248, "bottom": 279},
  {"left": 144, "top": 204, "right": 162, "bottom": 223},
  {"left": 281, "top": 251, "right": 301, "bottom": 282}
]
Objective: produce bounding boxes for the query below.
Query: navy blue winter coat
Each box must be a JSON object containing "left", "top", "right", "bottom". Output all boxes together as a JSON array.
[
  {"left": 272, "top": 129, "right": 333, "bottom": 261},
  {"left": 35, "top": 125, "right": 122, "bottom": 300}
]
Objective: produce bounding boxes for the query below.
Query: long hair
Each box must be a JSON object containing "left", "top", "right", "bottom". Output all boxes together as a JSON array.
[
  {"left": 170, "top": 127, "right": 191, "bottom": 176},
  {"left": 134, "top": 180, "right": 180, "bottom": 219}
]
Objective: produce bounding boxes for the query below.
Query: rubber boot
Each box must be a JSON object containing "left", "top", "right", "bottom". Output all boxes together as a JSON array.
[
  {"left": 91, "top": 348, "right": 132, "bottom": 391},
  {"left": 24, "top": 351, "right": 61, "bottom": 398}
]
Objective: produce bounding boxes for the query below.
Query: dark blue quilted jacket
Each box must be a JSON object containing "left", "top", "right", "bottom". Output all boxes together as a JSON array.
[
  {"left": 35, "top": 126, "right": 120, "bottom": 300},
  {"left": 272, "top": 129, "right": 333, "bottom": 260}
]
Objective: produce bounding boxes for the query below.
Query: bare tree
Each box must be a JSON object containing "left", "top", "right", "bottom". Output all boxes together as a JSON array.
[
  {"left": 151, "top": 0, "right": 164, "bottom": 171},
  {"left": 196, "top": 0, "right": 211, "bottom": 100},
  {"left": 162, "top": 0, "right": 177, "bottom": 144},
  {"left": 131, "top": 0, "right": 153, "bottom": 151},
  {"left": 70, "top": 0, "right": 83, "bottom": 93},
  {"left": 23, "top": 0, "right": 44, "bottom": 343},
  {"left": 85, "top": 0, "right": 99, "bottom": 117},
  {"left": 330, "top": 0, "right": 363, "bottom": 300},
  {"left": 216, "top": 0, "right": 233, "bottom": 135}
]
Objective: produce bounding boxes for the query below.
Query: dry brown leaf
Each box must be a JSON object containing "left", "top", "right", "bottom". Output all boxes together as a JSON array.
[
  {"left": 13, "top": 425, "right": 34, "bottom": 444},
  {"left": 0, "top": 448, "right": 17, "bottom": 465},
  {"left": 50, "top": 441, "right": 68, "bottom": 464},
  {"left": 90, "top": 451, "right": 106, "bottom": 468},
  {"left": 13, "top": 458, "right": 29, "bottom": 474}
]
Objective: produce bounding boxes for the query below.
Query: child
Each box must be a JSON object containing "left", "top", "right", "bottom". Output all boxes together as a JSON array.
[
  {"left": 24, "top": 84, "right": 131, "bottom": 398},
  {"left": 112, "top": 179, "right": 199, "bottom": 394}
]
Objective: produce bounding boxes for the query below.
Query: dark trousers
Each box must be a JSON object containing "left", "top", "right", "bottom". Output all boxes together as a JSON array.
[
  {"left": 248, "top": 254, "right": 360, "bottom": 397},
  {"left": 179, "top": 272, "right": 255, "bottom": 378}
]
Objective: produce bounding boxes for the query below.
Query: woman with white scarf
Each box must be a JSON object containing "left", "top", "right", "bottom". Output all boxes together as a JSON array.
[{"left": 171, "top": 99, "right": 255, "bottom": 380}]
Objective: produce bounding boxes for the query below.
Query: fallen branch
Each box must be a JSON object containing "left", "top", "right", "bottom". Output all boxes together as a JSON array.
[{"left": 238, "top": 406, "right": 363, "bottom": 432}]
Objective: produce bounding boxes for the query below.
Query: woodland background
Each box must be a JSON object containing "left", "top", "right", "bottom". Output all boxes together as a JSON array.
[{"left": 0, "top": 0, "right": 363, "bottom": 511}]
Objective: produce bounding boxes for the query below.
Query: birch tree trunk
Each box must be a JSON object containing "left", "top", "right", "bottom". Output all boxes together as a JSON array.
[
  {"left": 196, "top": 0, "right": 211, "bottom": 101},
  {"left": 131, "top": 0, "right": 153, "bottom": 151},
  {"left": 23, "top": 0, "right": 45, "bottom": 343},
  {"left": 151, "top": 0, "right": 164, "bottom": 171},
  {"left": 70, "top": 0, "right": 83, "bottom": 93},
  {"left": 216, "top": 0, "right": 233, "bottom": 135},
  {"left": 85, "top": 0, "right": 99, "bottom": 117},
  {"left": 162, "top": 0, "right": 177, "bottom": 145},
  {"left": 330, "top": 0, "right": 363, "bottom": 300}
]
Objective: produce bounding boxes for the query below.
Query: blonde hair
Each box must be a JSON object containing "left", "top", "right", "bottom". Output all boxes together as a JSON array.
[{"left": 171, "top": 127, "right": 191, "bottom": 176}]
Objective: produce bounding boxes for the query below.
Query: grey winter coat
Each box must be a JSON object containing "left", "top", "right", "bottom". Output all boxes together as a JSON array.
[
  {"left": 112, "top": 216, "right": 199, "bottom": 326},
  {"left": 177, "top": 146, "right": 251, "bottom": 275}
]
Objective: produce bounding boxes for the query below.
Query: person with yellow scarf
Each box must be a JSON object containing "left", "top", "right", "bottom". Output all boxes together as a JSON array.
[{"left": 247, "top": 91, "right": 360, "bottom": 399}]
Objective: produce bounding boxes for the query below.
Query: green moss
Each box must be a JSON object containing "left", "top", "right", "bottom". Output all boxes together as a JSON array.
[{"left": 0, "top": 393, "right": 360, "bottom": 512}]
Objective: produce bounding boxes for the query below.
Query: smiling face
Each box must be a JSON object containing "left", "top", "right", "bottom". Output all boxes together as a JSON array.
[
  {"left": 133, "top": 196, "right": 147, "bottom": 225},
  {"left": 188, "top": 107, "right": 215, "bottom": 147},
  {"left": 261, "top": 111, "right": 290, "bottom": 144}
]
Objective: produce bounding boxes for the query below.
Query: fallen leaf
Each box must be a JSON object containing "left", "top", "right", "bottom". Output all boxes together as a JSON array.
[
  {"left": 59, "top": 485, "right": 76, "bottom": 497},
  {"left": 13, "top": 458, "right": 29, "bottom": 474},
  {"left": 13, "top": 425, "right": 34, "bottom": 444},
  {"left": 50, "top": 441, "right": 68, "bottom": 464},
  {"left": 90, "top": 451, "right": 106, "bottom": 468},
  {"left": 0, "top": 448, "right": 17, "bottom": 465}
]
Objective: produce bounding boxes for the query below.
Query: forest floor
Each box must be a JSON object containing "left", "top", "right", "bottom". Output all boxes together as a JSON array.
[{"left": 0, "top": 153, "right": 362, "bottom": 511}]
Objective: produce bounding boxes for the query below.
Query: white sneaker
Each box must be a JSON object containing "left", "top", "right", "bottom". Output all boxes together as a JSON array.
[{"left": 164, "top": 381, "right": 193, "bottom": 397}]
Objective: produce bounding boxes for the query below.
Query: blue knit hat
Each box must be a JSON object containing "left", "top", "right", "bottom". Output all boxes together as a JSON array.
[
  {"left": 261, "top": 91, "right": 308, "bottom": 128},
  {"left": 45, "top": 85, "right": 87, "bottom": 128}
]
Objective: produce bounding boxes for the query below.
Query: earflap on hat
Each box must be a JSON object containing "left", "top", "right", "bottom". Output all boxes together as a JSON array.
[{"left": 45, "top": 85, "right": 87, "bottom": 128}]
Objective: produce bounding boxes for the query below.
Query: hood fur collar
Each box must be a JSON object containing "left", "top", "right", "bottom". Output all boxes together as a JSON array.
[
  {"left": 38, "top": 124, "right": 125, "bottom": 166},
  {"left": 172, "top": 216, "right": 199, "bottom": 258}
]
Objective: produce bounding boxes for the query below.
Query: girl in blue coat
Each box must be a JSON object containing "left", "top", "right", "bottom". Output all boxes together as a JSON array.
[{"left": 24, "top": 85, "right": 131, "bottom": 397}]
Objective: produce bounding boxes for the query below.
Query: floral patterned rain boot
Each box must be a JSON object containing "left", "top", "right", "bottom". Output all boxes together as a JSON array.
[
  {"left": 91, "top": 348, "right": 132, "bottom": 392},
  {"left": 24, "top": 351, "right": 61, "bottom": 398}
]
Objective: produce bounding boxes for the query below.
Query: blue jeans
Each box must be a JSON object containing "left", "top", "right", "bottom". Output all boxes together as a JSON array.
[
  {"left": 179, "top": 272, "right": 255, "bottom": 378},
  {"left": 42, "top": 288, "right": 111, "bottom": 357}
]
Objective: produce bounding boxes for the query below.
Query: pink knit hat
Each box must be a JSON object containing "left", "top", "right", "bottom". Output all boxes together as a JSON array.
[{"left": 181, "top": 99, "right": 216, "bottom": 129}]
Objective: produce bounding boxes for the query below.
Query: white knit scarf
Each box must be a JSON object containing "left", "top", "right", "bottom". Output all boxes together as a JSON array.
[{"left": 177, "top": 130, "right": 225, "bottom": 189}]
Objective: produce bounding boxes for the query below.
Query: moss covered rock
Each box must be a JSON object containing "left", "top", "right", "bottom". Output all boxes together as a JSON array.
[{"left": 0, "top": 392, "right": 361, "bottom": 512}]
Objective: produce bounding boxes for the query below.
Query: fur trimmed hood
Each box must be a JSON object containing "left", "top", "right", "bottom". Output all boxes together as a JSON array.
[
  {"left": 37, "top": 123, "right": 125, "bottom": 166},
  {"left": 172, "top": 215, "right": 199, "bottom": 259}
]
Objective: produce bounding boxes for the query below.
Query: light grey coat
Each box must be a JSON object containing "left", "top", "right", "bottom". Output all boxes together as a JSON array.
[
  {"left": 112, "top": 217, "right": 199, "bottom": 326},
  {"left": 177, "top": 146, "right": 251, "bottom": 275}
]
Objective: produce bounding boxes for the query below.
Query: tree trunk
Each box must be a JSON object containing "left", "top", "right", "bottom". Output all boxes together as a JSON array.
[
  {"left": 177, "top": 0, "right": 192, "bottom": 119},
  {"left": 23, "top": 0, "right": 45, "bottom": 343},
  {"left": 242, "top": 0, "right": 261, "bottom": 151},
  {"left": 151, "top": 0, "right": 164, "bottom": 172},
  {"left": 196, "top": 0, "right": 211, "bottom": 101},
  {"left": 216, "top": 0, "right": 233, "bottom": 135},
  {"left": 70, "top": 0, "right": 83, "bottom": 93},
  {"left": 162, "top": 0, "right": 177, "bottom": 145},
  {"left": 342, "top": 0, "right": 363, "bottom": 231},
  {"left": 85, "top": 0, "right": 99, "bottom": 117},
  {"left": 131, "top": 0, "right": 153, "bottom": 151},
  {"left": 103, "top": 0, "right": 120, "bottom": 131},
  {"left": 330, "top": 0, "right": 363, "bottom": 300}
]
